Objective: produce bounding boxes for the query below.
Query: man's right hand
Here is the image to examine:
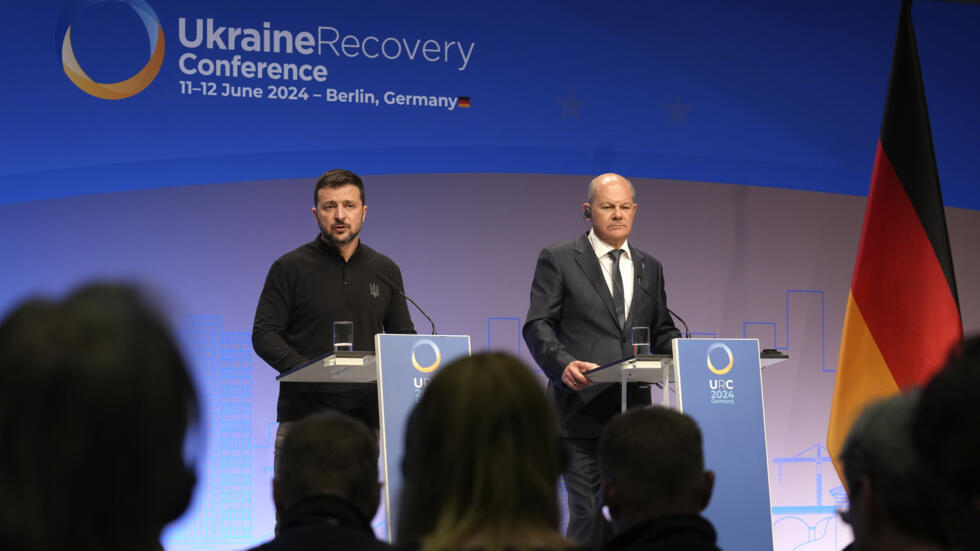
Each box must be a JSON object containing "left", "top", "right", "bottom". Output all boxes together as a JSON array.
[{"left": 562, "top": 360, "right": 598, "bottom": 391}]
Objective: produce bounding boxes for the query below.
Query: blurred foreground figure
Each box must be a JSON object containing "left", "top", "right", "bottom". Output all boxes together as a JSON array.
[
  {"left": 598, "top": 406, "right": 720, "bottom": 551},
  {"left": 912, "top": 335, "right": 980, "bottom": 549},
  {"left": 0, "top": 283, "right": 199, "bottom": 551},
  {"left": 840, "top": 392, "right": 949, "bottom": 551},
  {"left": 397, "top": 352, "right": 584, "bottom": 551},
  {"left": 248, "top": 411, "right": 389, "bottom": 551}
]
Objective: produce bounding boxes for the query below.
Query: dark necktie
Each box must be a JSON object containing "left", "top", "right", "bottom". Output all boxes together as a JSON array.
[{"left": 608, "top": 249, "right": 626, "bottom": 328}]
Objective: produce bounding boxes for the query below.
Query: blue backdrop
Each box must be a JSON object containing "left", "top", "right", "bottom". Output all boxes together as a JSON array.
[
  {"left": 3, "top": 1, "right": 979, "bottom": 207},
  {"left": 2, "top": 2, "right": 979, "bottom": 550}
]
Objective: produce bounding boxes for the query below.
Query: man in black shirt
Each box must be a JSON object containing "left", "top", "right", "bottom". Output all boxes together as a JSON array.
[{"left": 253, "top": 169, "right": 415, "bottom": 473}]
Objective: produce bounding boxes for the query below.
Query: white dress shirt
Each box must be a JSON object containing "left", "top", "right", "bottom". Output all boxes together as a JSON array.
[{"left": 587, "top": 229, "right": 634, "bottom": 318}]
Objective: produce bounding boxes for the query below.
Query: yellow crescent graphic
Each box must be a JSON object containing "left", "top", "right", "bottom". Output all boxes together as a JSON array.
[
  {"left": 706, "top": 343, "right": 734, "bottom": 375},
  {"left": 411, "top": 340, "right": 441, "bottom": 373},
  {"left": 60, "top": 1, "right": 165, "bottom": 100}
]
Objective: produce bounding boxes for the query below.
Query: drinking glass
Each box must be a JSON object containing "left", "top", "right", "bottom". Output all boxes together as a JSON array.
[
  {"left": 333, "top": 321, "right": 353, "bottom": 352},
  {"left": 631, "top": 326, "right": 651, "bottom": 355}
]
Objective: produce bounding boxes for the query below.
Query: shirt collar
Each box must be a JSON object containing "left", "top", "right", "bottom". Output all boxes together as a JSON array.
[
  {"left": 313, "top": 234, "right": 363, "bottom": 262},
  {"left": 280, "top": 494, "right": 375, "bottom": 534},
  {"left": 588, "top": 229, "right": 631, "bottom": 261}
]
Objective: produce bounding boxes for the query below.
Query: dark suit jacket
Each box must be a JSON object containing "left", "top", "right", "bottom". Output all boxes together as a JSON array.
[{"left": 523, "top": 233, "right": 680, "bottom": 439}]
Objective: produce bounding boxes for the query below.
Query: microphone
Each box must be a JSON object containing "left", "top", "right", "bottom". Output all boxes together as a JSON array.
[
  {"left": 376, "top": 272, "right": 437, "bottom": 335},
  {"left": 666, "top": 305, "right": 691, "bottom": 339},
  {"left": 637, "top": 272, "right": 691, "bottom": 339}
]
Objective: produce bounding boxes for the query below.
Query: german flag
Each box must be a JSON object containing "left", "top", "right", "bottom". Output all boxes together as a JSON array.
[
  {"left": 458, "top": 96, "right": 471, "bottom": 108},
  {"left": 827, "top": 0, "right": 962, "bottom": 482}
]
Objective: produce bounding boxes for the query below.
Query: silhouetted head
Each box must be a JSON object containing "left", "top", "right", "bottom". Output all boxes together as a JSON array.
[
  {"left": 841, "top": 392, "right": 948, "bottom": 550},
  {"left": 912, "top": 335, "right": 980, "bottom": 547},
  {"left": 0, "top": 283, "right": 199, "bottom": 551},
  {"left": 397, "top": 352, "right": 566, "bottom": 551},
  {"left": 599, "top": 406, "right": 714, "bottom": 532},
  {"left": 274, "top": 411, "right": 380, "bottom": 520}
]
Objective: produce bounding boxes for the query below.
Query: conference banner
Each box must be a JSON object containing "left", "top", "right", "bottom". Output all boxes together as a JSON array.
[{"left": 1, "top": 2, "right": 978, "bottom": 550}]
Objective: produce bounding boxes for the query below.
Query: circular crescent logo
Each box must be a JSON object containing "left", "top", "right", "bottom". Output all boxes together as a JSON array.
[
  {"left": 706, "top": 343, "right": 734, "bottom": 375},
  {"left": 58, "top": 0, "right": 165, "bottom": 100},
  {"left": 411, "top": 339, "right": 442, "bottom": 373}
]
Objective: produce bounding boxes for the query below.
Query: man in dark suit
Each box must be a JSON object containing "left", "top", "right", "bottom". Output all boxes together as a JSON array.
[{"left": 523, "top": 173, "right": 681, "bottom": 545}]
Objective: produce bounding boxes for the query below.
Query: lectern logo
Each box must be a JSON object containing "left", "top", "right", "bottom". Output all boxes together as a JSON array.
[
  {"left": 706, "top": 342, "right": 735, "bottom": 405},
  {"left": 411, "top": 339, "right": 441, "bottom": 373},
  {"left": 706, "top": 343, "right": 734, "bottom": 375},
  {"left": 57, "top": 0, "right": 165, "bottom": 99}
]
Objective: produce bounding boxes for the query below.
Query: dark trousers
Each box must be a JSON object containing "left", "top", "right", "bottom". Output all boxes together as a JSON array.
[
  {"left": 563, "top": 437, "right": 613, "bottom": 545},
  {"left": 273, "top": 421, "right": 295, "bottom": 535},
  {"left": 273, "top": 421, "right": 295, "bottom": 478}
]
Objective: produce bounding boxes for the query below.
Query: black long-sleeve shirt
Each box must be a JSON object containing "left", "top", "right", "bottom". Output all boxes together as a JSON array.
[{"left": 253, "top": 236, "right": 415, "bottom": 424}]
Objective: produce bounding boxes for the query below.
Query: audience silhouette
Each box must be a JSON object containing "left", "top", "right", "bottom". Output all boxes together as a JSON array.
[
  {"left": 598, "top": 406, "right": 720, "bottom": 551},
  {"left": 397, "top": 352, "right": 585, "bottom": 551},
  {"left": 0, "top": 283, "right": 199, "bottom": 551}
]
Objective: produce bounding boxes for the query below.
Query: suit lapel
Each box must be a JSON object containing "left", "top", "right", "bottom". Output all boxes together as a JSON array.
[{"left": 574, "top": 234, "right": 621, "bottom": 331}]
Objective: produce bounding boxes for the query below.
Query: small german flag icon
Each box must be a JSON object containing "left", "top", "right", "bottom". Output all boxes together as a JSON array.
[{"left": 458, "top": 96, "right": 471, "bottom": 108}]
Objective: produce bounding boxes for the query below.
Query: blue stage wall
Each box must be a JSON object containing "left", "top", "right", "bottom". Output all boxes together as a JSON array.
[{"left": 2, "top": 2, "right": 979, "bottom": 550}]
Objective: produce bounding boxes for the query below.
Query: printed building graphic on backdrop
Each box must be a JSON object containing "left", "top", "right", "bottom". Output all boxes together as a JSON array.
[
  {"left": 752, "top": 289, "right": 848, "bottom": 550},
  {"left": 173, "top": 316, "right": 253, "bottom": 543},
  {"left": 771, "top": 444, "right": 845, "bottom": 550}
]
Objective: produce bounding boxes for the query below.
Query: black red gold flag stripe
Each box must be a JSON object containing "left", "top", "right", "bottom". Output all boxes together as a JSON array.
[{"left": 826, "top": 0, "right": 962, "bottom": 482}]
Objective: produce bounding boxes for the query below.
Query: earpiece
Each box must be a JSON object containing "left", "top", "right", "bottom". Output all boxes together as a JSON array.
[
  {"left": 584, "top": 205, "right": 592, "bottom": 220},
  {"left": 601, "top": 504, "right": 613, "bottom": 523}
]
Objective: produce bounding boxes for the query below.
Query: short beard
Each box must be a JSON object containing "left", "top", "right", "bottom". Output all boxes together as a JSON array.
[{"left": 321, "top": 226, "right": 359, "bottom": 246}]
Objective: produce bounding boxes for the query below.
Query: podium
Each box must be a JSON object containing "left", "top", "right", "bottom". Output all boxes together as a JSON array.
[
  {"left": 584, "top": 354, "right": 675, "bottom": 409},
  {"left": 276, "top": 334, "right": 471, "bottom": 541},
  {"left": 588, "top": 348, "right": 788, "bottom": 411},
  {"left": 277, "top": 350, "right": 378, "bottom": 383},
  {"left": 586, "top": 339, "right": 786, "bottom": 551}
]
